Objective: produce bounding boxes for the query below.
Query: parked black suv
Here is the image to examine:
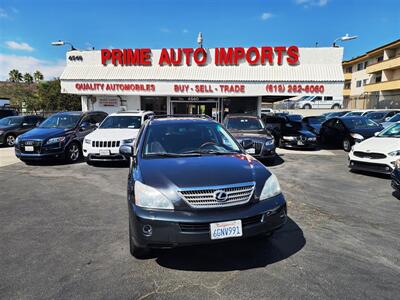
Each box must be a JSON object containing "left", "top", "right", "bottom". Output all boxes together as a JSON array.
[
  {"left": 224, "top": 114, "right": 276, "bottom": 160},
  {"left": 0, "top": 115, "right": 44, "bottom": 146},
  {"left": 15, "top": 111, "right": 107, "bottom": 163},
  {"left": 119, "top": 116, "right": 287, "bottom": 258}
]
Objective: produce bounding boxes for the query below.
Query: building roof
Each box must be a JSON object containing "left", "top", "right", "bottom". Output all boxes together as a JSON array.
[{"left": 60, "top": 47, "right": 344, "bottom": 83}]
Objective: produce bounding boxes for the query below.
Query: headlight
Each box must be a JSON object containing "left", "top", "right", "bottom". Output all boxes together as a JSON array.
[
  {"left": 123, "top": 138, "right": 134, "bottom": 144},
  {"left": 45, "top": 136, "right": 66, "bottom": 145},
  {"left": 134, "top": 181, "right": 174, "bottom": 210},
  {"left": 388, "top": 150, "right": 400, "bottom": 157},
  {"left": 265, "top": 138, "right": 274, "bottom": 145},
  {"left": 84, "top": 139, "right": 91, "bottom": 144},
  {"left": 260, "top": 173, "right": 282, "bottom": 200},
  {"left": 307, "top": 137, "right": 317, "bottom": 141},
  {"left": 15, "top": 136, "right": 19, "bottom": 144},
  {"left": 350, "top": 133, "right": 364, "bottom": 141},
  {"left": 282, "top": 136, "right": 296, "bottom": 141}
]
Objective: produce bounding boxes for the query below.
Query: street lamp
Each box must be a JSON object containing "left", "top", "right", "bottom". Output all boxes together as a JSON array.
[
  {"left": 333, "top": 34, "right": 358, "bottom": 47},
  {"left": 197, "top": 32, "right": 203, "bottom": 48},
  {"left": 51, "top": 40, "right": 77, "bottom": 51}
]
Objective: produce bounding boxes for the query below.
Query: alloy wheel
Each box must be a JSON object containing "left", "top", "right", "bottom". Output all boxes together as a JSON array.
[
  {"left": 6, "top": 135, "right": 15, "bottom": 146},
  {"left": 69, "top": 144, "right": 80, "bottom": 161}
]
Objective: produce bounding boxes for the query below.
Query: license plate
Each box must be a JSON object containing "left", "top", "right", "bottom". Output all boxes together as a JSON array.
[
  {"left": 210, "top": 220, "right": 242, "bottom": 240},
  {"left": 297, "top": 140, "right": 304, "bottom": 146},
  {"left": 24, "top": 146, "right": 34, "bottom": 152},
  {"left": 99, "top": 149, "right": 110, "bottom": 156},
  {"left": 246, "top": 148, "right": 256, "bottom": 154}
]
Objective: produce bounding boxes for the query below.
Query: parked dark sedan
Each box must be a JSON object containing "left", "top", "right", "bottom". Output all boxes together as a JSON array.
[
  {"left": 302, "top": 115, "right": 326, "bottom": 135},
  {"left": 118, "top": 116, "right": 287, "bottom": 258},
  {"left": 365, "top": 110, "right": 400, "bottom": 124},
  {"left": 15, "top": 111, "right": 107, "bottom": 163},
  {"left": 0, "top": 108, "right": 18, "bottom": 120},
  {"left": 319, "top": 116, "right": 383, "bottom": 151},
  {"left": 263, "top": 114, "right": 317, "bottom": 149},
  {"left": 0, "top": 115, "right": 44, "bottom": 146},
  {"left": 224, "top": 114, "right": 276, "bottom": 159}
]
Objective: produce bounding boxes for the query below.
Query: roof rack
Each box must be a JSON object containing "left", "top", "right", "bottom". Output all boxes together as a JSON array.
[{"left": 150, "top": 114, "right": 213, "bottom": 120}]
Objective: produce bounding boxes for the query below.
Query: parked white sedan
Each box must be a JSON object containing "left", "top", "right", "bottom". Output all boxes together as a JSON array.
[
  {"left": 348, "top": 123, "right": 400, "bottom": 174},
  {"left": 82, "top": 110, "right": 153, "bottom": 164}
]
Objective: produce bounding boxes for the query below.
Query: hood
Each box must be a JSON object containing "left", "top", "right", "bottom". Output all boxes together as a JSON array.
[
  {"left": 230, "top": 130, "right": 273, "bottom": 142},
  {"left": 19, "top": 127, "right": 70, "bottom": 140},
  {"left": 350, "top": 127, "right": 382, "bottom": 139},
  {"left": 140, "top": 154, "right": 270, "bottom": 192},
  {"left": 85, "top": 128, "right": 139, "bottom": 140},
  {"left": 354, "top": 137, "right": 400, "bottom": 153}
]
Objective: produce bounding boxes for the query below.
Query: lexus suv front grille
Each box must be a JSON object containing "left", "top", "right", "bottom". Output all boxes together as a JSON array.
[{"left": 177, "top": 182, "right": 255, "bottom": 208}]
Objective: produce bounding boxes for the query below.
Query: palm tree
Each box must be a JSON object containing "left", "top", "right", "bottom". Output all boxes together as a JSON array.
[
  {"left": 23, "top": 72, "right": 34, "bottom": 84},
  {"left": 9, "top": 69, "right": 23, "bottom": 82},
  {"left": 33, "top": 70, "right": 44, "bottom": 82}
]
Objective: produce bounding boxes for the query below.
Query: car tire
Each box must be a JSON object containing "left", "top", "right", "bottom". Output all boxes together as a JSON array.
[
  {"left": 343, "top": 137, "right": 352, "bottom": 152},
  {"left": 331, "top": 104, "right": 341, "bottom": 109},
  {"left": 65, "top": 142, "right": 81, "bottom": 163},
  {"left": 5, "top": 134, "right": 16, "bottom": 147},
  {"left": 303, "top": 104, "right": 312, "bottom": 109},
  {"left": 129, "top": 217, "right": 150, "bottom": 259}
]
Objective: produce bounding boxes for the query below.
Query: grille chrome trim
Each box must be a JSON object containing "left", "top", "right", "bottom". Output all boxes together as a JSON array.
[
  {"left": 91, "top": 140, "right": 121, "bottom": 148},
  {"left": 178, "top": 181, "right": 255, "bottom": 208}
]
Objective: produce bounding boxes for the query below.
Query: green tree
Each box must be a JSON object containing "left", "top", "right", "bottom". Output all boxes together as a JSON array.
[
  {"left": 37, "top": 79, "right": 81, "bottom": 112},
  {"left": 23, "top": 73, "right": 34, "bottom": 84},
  {"left": 33, "top": 70, "right": 44, "bottom": 82},
  {"left": 8, "top": 69, "right": 23, "bottom": 82}
]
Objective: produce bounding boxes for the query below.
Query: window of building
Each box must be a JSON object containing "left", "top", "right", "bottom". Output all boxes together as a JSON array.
[
  {"left": 344, "top": 82, "right": 351, "bottom": 89},
  {"left": 345, "top": 66, "right": 352, "bottom": 73},
  {"left": 140, "top": 96, "right": 167, "bottom": 115},
  {"left": 375, "top": 76, "right": 382, "bottom": 83},
  {"left": 377, "top": 56, "right": 384, "bottom": 63},
  {"left": 357, "top": 63, "right": 363, "bottom": 71},
  {"left": 363, "top": 79, "right": 367, "bottom": 86},
  {"left": 364, "top": 61, "right": 368, "bottom": 69},
  {"left": 356, "top": 80, "right": 362, "bottom": 88}
]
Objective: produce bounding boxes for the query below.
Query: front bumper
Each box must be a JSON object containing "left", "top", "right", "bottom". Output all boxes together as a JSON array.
[
  {"left": 83, "top": 142, "right": 127, "bottom": 161},
  {"left": 348, "top": 152, "right": 395, "bottom": 175},
  {"left": 15, "top": 142, "right": 66, "bottom": 160},
  {"left": 280, "top": 138, "right": 317, "bottom": 149},
  {"left": 129, "top": 194, "right": 287, "bottom": 249},
  {"left": 252, "top": 144, "right": 276, "bottom": 158}
]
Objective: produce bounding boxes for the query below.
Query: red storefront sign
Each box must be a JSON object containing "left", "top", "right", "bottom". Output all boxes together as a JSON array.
[{"left": 100, "top": 46, "right": 299, "bottom": 66}]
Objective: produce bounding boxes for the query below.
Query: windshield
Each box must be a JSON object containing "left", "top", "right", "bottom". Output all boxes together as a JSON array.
[
  {"left": 345, "top": 112, "right": 363, "bottom": 117},
  {"left": 39, "top": 114, "right": 80, "bottom": 129},
  {"left": 226, "top": 117, "right": 264, "bottom": 131},
  {"left": 0, "top": 116, "right": 23, "bottom": 126},
  {"left": 100, "top": 116, "right": 141, "bottom": 129},
  {"left": 377, "top": 123, "right": 400, "bottom": 137},
  {"left": 387, "top": 113, "right": 400, "bottom": 123},
  {"left": 342, "top": 117, "right": 379, "bottom": 129},
  {"left": 328, "top": 112, "right": 347, "bottom": 118},
  {"left": 143, "top": 122, "right": 241, "bottom": 157},
  {"left": 366, "top": 112, "right": 386, "bottom": 120}
]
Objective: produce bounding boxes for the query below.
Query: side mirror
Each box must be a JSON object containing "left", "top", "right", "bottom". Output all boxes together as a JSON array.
[
  {"left": 385, "top": 117, "right": 391, "bottom": 122},
  {"left": 241, "top": 139, "right": 253, "bottom": 150},
  {"left": 374, "top": 132, "right": 379, "bottom": 136},
  {"left": 22, "top": 122, "right": 29, "bottom": 127},
  {"left": 79, "top": 122, "right": 90, "bottom": 131},
  {"left": 95, "top": 122, "right": 100, "bottom": 127},
  {"left": 119, "top": 145, "right": 134, "bottom": 157}
]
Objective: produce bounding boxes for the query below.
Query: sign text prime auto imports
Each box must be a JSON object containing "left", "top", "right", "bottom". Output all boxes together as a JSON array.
[{"left": 100, "top": 46, "right": 300, "bottom": 66}]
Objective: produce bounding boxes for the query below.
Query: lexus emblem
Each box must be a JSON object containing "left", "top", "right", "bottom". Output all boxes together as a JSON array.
[{"left": 214, "top": 190, "right": 228, "bottom": 202}]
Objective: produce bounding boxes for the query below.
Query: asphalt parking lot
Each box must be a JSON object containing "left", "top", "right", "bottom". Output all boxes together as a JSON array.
[{"left": 0, "top": 148, "right": 399, "bottom": 299}]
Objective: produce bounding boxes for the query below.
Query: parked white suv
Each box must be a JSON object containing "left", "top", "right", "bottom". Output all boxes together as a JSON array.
[
  {"left": 295, "top": 96, "right": 343, "bottom": 109},
  {"left": 83, "top": 110, "right": 154, "bottom": 164}
]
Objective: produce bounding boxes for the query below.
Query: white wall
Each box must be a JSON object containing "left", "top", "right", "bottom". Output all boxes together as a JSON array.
[{"left": 81, "top": 95, "right": 141, "bottom": 113}]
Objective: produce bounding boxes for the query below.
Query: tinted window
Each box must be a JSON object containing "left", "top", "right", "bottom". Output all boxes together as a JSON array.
[
  {"left": 287, "top": 115, "right": 302, "bottom": 122},
  {"left": 143, "top": 122, "right": 240, "bottom": 156},
  {"left": 93, "top": 113, "right": 107, "bottom": 124},
  {"left": 100, "top": 116, "right": 142, "bottom": 129},
  {"left": 342, "top": 118, "right": 379, "bottom": 129},
  {"left": 305, "top": 116, "right": 325, "bottom": 124},
  {"left": 0, "top": 116, "right": 23, "bottom": 126},
  {"left": 366, "top": 112, "right": 386, "bottom": 120},
  {"left": 388, "top": 113, "right": 400, "bottom": 122},
  {"left": 226, "top": 117, "right": 264, "bottom": 131},
  {"left": 39, "top": 114, "right": 81, "bottom": 129}
]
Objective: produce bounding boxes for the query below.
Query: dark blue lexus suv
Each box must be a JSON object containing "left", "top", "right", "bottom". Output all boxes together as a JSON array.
[
  {"left": 119, "top": 116, "right": 287, "bottom": 258},
  {"left": 15, "top": 111, "right": 107, "bottom": 163}
]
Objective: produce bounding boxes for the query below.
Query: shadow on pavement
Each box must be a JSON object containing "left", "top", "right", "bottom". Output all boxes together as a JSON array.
[
  {"left": 260, "top": 155, "right": 285, "bottom": 167},
  {"left": 155, "top": 217, "right": 305, "bottom": 271},
  {"left": 349, "top": 169, "right": 391, "bottom": 179},
  {"left": 88, "top": 161, "right": 129, "bottom": 168}
]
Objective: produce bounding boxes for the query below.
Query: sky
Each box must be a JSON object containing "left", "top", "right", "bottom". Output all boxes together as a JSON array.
[{"left": 0, "top": 0, "right": 399, "bottom": 80}]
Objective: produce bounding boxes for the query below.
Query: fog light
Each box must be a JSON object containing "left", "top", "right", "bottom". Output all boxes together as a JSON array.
[{"left": 142, "top": 224, "right": 152, "bottom": 236}]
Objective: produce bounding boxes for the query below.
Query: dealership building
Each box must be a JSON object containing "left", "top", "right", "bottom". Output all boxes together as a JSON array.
[{"left": 60, "top": 46, "right": 344, "bottom": 121}]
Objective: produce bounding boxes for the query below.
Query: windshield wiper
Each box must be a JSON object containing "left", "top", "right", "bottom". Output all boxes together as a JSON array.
[
  {"left": 182, "top": 150, "right": 238, "bottom": 155},
  {"left": 146, "top": 152, "right": 201, "bottom": 158}
]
